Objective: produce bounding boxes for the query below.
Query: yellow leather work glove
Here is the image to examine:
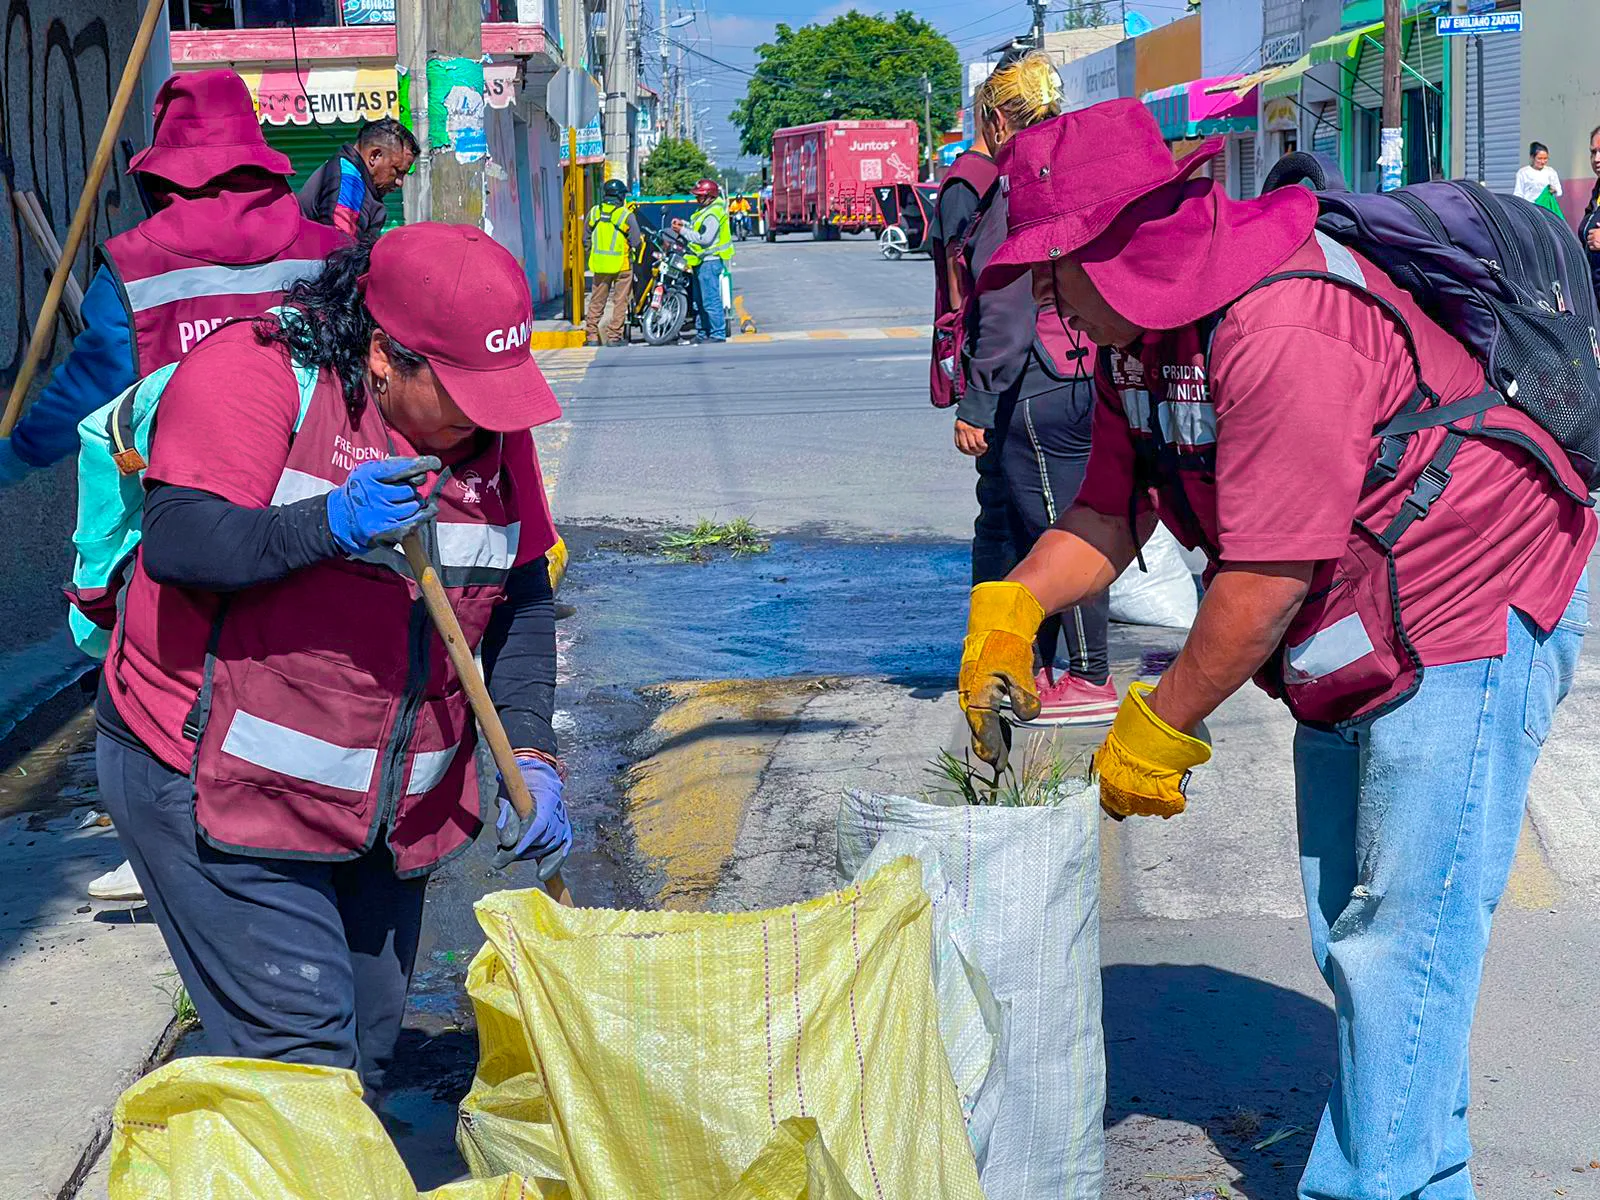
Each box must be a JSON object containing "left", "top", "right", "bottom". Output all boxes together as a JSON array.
[
  {"left": 958, "top": 581, "right": 1045, "bottom": 766},
  {"left": 546, "top": 535, "right": 569, "bottom": 594},
  {"left": 1094, "top": 680, "right": 1212, "bottom": 819}
]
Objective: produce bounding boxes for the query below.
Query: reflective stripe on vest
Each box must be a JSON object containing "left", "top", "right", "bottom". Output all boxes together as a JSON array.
[
  {"left": 1284, "top": 611, "right": 1378, "bottom": 685},
  {"left": 221, "top": 708, "right": 378, "bottom": 792},
  {"left": 587, "top": 204, "right": 629, "bottom": 273},
  {"left": 122, "top": 259, "right": 326, "bottom": 313},
  {"left": 685, "top": 200, "right": 733, "bottom": 266}
]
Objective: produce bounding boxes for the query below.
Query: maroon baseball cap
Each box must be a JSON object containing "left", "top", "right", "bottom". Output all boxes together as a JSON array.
[{"left": 362, "top": 223, "right": 560, "bottom": 432}]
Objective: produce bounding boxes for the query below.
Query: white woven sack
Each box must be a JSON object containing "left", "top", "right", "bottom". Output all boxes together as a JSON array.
[
  {"left": 837, "top": 786, "right": 1104, "bottom": 1200},
  {"left": 1109, "top": 521, "right": 1198, "bottom": 628}
]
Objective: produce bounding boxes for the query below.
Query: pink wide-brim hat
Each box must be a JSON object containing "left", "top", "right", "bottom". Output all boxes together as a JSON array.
[
  {"left": 128, "top": 69, "right": 293, "bottom": 189},
  {"left": 979, "top": 98, "right": 1319, "bottom": 331}
]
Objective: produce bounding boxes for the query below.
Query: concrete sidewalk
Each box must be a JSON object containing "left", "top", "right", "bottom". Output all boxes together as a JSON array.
[{"left": 0, "top": 708, "right": 176, "bottom": 1200}]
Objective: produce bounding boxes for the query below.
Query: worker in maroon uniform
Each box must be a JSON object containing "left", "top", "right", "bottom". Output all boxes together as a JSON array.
[
  {"left": 960, "top": 101, "right": 1593, "bottom": 1197},
  {"left": 0, "top": 68, "right": 347, "bottom": 906},
  {"left": 95, "top": 225, "right": 569, "bottom": 1091}
]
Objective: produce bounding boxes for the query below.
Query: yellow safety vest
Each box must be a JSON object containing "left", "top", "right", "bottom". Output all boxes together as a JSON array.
[
  {"left": 587, "top": 203, "right": 630, "bottom": 274},
  {"left": 684, "top": 199, "right": 734, "bottom": 268}
]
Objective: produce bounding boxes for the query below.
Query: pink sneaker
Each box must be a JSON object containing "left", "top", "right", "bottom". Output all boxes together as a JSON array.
[{"left": 1020, "top": 668, "right": 1119, "bottom": 727}]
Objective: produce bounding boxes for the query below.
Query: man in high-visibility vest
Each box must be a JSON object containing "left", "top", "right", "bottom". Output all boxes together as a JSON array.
[
  {"left": 584, "top": 178, "right": 642, "bottom": 346},
  {"left": 672, "top": 177, "right": 733, "bottom": 344}
]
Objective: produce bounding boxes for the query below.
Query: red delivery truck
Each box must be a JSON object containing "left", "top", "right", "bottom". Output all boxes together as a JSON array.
[{"left": 765, "top": 119, "right": 920, "bottom": 242}]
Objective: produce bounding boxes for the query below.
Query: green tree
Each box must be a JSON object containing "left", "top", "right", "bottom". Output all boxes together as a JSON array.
[
  {"left": 1055, "top": 1, "right": 1111, "bottom": 30},
  {"left": 731, "top": 10, "right": 960, "bottom": 160},
  {"left": 641, "top": 137, "right": 717, "bottom": 196}
]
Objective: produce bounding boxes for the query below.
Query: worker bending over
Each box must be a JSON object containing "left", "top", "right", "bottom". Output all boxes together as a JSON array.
[
  {"left": 96, "top": 225, "right": 570, "bottom": 1092},
  {"left": 584, "top": 178, "right": 643, "bottom": 346},
  {"left": 961, "top": 102, "right": 1593, "bottom": 1199}
]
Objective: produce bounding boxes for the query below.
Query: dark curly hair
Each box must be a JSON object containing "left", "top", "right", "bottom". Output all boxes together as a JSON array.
[{"left": 254, "top": 239, "right": 426, "bottom": 416}]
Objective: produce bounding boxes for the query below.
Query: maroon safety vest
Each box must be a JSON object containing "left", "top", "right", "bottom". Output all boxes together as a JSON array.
[
  {"left": 186, "top": 370, "right": 556, "bottom": 876},
  {"left": 99, "top": 190, "right": 345, "bottom": 374},
  {"left": 1103, "top": 231, "right": 1451, "bottom": 727}
]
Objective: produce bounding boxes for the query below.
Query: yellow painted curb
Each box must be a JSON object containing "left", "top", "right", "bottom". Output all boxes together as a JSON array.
[
  {"left": 731, "top": 332, "right": 773, "bottom": 343},
  {"left": 528, "top": 329, "right": 587, "bottom": 349},
  {"left": 806, "top": 329, "right": 847, "bottom": 339},
  {"left": 624, "top": 678, "right": 824, "bottom": 910},
  {"left": 882, "top": 326, "right": 925, "bottom": 338}
]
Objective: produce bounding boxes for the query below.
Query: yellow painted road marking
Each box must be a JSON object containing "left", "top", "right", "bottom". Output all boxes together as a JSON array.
[
  {"left": 624, "top": 678, "right": 818, "bottom": 910},
  {"left": 731, "top": 332, "right": 773, "bottom": 343},
  {"left": 807, "top": 329, "right": 847, "bottom": 339},
  {"left": 1505, "top": 816, "right": 1562, "bottom": 910},
  {"left": 882, "top": 326, "right": 924, "bottom": 338}
]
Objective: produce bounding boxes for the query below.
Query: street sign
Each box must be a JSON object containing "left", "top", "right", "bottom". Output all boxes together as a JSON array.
[
  {"left": 546, "top": 66, "right": 600, "bottom": 129},
  {"left": 557, "top": 115, "right": 604, "bottom": 164},
  {"left": 1436, "top": 11, "right": 1522, "bottom": 35}
]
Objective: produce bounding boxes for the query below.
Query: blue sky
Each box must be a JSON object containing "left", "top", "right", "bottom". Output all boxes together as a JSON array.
[{"left": 657, "top": 1, "right": 1189, "bottom": 167}]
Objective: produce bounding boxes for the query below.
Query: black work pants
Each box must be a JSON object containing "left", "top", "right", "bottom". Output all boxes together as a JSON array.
[
  {"left": 97, "top": 729, "right": 428, "bottom": 1092},
  {"left": 970, "top": 375, "right": 1110, "bottom": 683}
]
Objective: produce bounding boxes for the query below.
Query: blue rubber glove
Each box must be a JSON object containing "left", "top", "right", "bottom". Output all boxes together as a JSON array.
[
  {"left": 0, "top": 438, "right": 29, "bottom": 488},
  {"left": 325, "top": 455, "right": 441, "bottom": 554},
  {"left": 492, "top": 756, "right": 572, "bottom": 876}
]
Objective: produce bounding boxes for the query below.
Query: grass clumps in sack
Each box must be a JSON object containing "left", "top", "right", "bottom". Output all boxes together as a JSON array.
[{"left": 924, "top": 740, "right": 1092, "bottom": 807}]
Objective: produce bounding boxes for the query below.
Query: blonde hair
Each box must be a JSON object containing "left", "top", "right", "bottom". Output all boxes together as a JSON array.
[{"left": 976, "top": 51, "right": 1063, "bottom": 135}]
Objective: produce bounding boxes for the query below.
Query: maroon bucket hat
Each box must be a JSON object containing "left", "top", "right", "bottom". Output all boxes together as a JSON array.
[
  {"left": 979, "top": 98, "right": 1320, "bottom": 331},
  {"left": 128, "top": 70, "right": 293, "bottom": 190}
]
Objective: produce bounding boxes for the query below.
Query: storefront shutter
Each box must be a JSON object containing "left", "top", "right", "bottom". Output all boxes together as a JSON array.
[
  {"left": 1235, "top": 133, "right": 1258, "bottom": 199},
  {"left": 1461, "top": 32, "right": 1522, "bottom": 193},
  {"left": 262, "top": 122, "right": 405, "bottom": 230},
  {"left": 1312, "top": 101, "right": 1338, "bottom": 158}
]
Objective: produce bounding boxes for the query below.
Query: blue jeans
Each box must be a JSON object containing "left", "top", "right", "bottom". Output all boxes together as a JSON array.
[
  {"left": 1293, "top": 577, "right": 1587, "bottom": 1200},
  {"left": 695, "top": 257, "right": 726, "bottom": 341}
]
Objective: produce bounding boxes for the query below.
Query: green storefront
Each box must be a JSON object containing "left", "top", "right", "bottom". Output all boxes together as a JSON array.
[
  {"left": 264, "top": 122, "right": 406, "bottom": 230},
  {"left": 1315, "top": 0, "right": 1450, "bottom": 192}
]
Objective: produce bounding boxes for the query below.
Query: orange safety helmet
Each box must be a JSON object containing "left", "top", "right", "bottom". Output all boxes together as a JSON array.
[{"left": 691, "top": 177, "right": 721, "bottom": 200}]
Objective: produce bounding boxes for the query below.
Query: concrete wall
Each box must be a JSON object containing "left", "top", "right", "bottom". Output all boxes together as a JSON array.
[
  {"left": 0, "top": 0, "right": 151, "bottom": 694},
  {"left": 1134, "top": 14, "right": 1201, "bottom": 96},
  {"left": 1519, "top": 1, "right": 1600, "bottom": 227}
]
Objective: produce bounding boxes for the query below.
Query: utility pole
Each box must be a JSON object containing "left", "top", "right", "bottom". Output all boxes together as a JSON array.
[
  {"left": 563, "top": 0, "right": 586, "bottom": 324},
  {"left": 1029, "top": 0, "right": 1048, "bottom": 48},
  {"left": 406, "top": 0, "right": 485, "bottom": 225},
  {"left": 921, "top": 72, "right": 934, "bottom": 182},
  {"left": 604, "top": 0, "right": 628, "bottom": 181},
  {"left": 395, "top": 0, "right": 430, "bottom": 223},
  {"left": 659, "top": 0, "right": 669, "bottom": 141},
  {"left": 1380, "top": 0, "right": 1403, "bottom": 191}
]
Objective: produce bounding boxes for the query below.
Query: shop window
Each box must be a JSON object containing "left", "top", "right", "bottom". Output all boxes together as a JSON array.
[
  {"left": 1403, "top": 86, "right": 1442, "bottom": 184},
  {"left": 168, "top": 0, "right": 338, "bottom": 29}
]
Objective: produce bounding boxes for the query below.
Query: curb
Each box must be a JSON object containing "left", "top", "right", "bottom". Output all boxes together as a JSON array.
[{"left": 529, "top": 330, "right": 588, "bottom": 350}]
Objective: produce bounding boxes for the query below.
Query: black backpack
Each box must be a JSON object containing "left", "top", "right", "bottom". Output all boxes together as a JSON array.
[{"left": 1259, "top": 152, "right": 1600, "bottom": 499}]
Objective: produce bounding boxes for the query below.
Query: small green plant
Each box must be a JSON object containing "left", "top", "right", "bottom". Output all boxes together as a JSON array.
[
  {"left": 158, "top": 971, "right": 199, "bottom": 1028},
  {"left": 660, "top": 517, "right": 771, "bottom": 562},
  {"left": 924, "top": 740, "right": 1091, "bottom": 807}
]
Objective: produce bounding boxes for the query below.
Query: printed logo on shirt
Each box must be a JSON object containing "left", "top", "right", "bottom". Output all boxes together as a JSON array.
[
  {"left": 456, "top": 469, "right": 501, "bottom": 506},
  {"left": 1156, "top": 363, "right": 1216, "bottom": 448},
  {"left": 331, "top": 435, "right": 385, "bottom": 473},
  {"left": 179, "top": 317, "right": 229, "bottom": 354},
  {"left": 485, "top": 319, "right": 531, "bottom": 354},
  {"left": 1108, "top": 349, "right": 1145, "bottom": 389}
]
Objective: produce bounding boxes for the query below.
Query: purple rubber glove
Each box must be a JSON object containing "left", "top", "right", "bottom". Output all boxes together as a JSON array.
[{"left": 492, "top": 755, "right": 572, "bottom": 877}]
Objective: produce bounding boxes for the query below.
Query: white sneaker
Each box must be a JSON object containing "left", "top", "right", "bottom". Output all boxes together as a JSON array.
[{"left": 88, "top": 860, "right": 144, "bottom": 902}]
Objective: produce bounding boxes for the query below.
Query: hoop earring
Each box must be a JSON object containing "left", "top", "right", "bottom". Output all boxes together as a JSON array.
[{"left": 373, "top": 375, "right": 389, "bottom": 395}]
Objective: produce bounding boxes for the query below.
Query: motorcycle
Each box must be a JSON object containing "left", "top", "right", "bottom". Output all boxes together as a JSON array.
[{"left": 628, "top": 225, "right": 694, "bottom": 346}]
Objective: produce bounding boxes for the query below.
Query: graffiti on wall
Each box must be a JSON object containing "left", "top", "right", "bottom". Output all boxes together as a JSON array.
[{"left": 0, "top": 0, "right": 130, "bottom": 387}]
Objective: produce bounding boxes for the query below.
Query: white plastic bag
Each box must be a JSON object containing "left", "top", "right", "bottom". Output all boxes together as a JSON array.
[
  {"left": 1109, "top": 521, "right": 1197, "bottom": 628},
  {"left": 837, "top": 786, "right": 1104, "bottom": 1200}
]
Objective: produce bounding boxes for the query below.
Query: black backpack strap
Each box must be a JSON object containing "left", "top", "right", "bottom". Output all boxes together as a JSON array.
[{"left": 108, "top": 387, "right": 147, "bottom": 475}]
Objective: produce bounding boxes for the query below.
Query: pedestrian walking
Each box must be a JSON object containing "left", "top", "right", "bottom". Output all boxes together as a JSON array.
[
  {"left": 961, "top": 100, "right": 1594, "bottom": 1199},
  {"left": 672, "top": 178, "right": 732, "bottom": 344},
  {"left": 1581, "top": 125, "right": 1600, "bottom": 304},
  {"left": 94, "top": 224, "right": 569, "bottom": 1093},
  {"left": 1514, "top": 140, "right": 1563, "bottom": 212},
  {"left": 584, "top": 178, "right": 643, "bottom": 346},
  {"left": 0, "top": 68, "right": 348, "bottom": 904},
  {"left": 954, "top": 51, "right": 1116, "bottom": 725},
  {"left": 298, "top": 117, "right": 418, "bottom": 242}
]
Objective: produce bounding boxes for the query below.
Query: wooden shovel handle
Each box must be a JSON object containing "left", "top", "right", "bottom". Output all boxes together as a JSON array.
[{"left": 400, "top": 532, "right": 572, "bottom": 906}]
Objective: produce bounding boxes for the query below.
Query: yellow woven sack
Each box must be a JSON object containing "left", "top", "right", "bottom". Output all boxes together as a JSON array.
[
  {"left": 108, "top": 1057, "right": 532, "bottom": 1200},
  {"left": 457, "top": 856, "right": 985, "bottom": 1200}
]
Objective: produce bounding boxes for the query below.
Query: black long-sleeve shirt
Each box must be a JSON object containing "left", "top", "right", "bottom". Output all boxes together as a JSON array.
[
  {"left": 98, "top": 482, "right": 556, "bottom": 757},
  {"left": 960, "top": 188, "right": 1040, "bottom": 430}
]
